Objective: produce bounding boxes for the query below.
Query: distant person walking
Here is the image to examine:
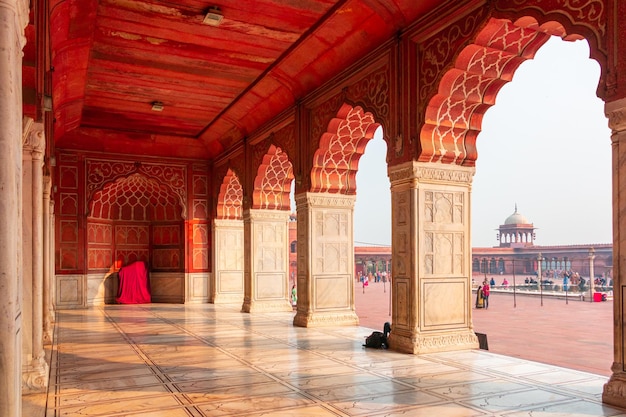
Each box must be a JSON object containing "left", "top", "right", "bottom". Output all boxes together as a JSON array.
[
  {"left": 482, "top": 279, "right": 490, "bottom": 309},
  {"left": 476, "top": 285, "right": 485, "bottom": 308}
]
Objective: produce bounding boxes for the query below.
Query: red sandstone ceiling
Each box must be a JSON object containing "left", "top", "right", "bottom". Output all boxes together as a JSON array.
[{"left": 33, "top": 0, "right": 441, "bottom": 159}]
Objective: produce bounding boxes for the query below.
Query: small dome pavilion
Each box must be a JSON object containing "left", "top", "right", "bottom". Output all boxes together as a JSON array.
[{"left": 497, "top": 205, "right": 535, "bottom": 248}]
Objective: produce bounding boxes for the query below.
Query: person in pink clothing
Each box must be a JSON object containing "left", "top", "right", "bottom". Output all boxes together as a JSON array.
[{"left": 482, "top": 279, "right": 490, "bottom": 309}]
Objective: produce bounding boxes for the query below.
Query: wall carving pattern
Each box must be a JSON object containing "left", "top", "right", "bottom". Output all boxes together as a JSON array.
[
  {"left": 255, "top": 222, "right": 285, "bottom": 272},
  {"left": 314, "top": 211, "right": 350, "bottom": 274},
  {"left": 218, "top": 228, "right": 244, "bottom": 270},
  {"left": 424, "top": 191, "right": 465, "bottom": 275},
  {"left": 310, "top": 105, "right": 380, "bottom": 194},
  {"left": 57, "top": 154, "right": 83, "bottom": 271}
]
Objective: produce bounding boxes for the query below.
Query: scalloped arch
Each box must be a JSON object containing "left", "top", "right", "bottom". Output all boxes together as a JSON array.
[
  {"left": 310, "top": 103, "right": 381, "bottom": 194},
  {"left": 252, "top": 145, "right": 294, "bottom": 210},
  {"left": 216, "top": 169, "right": 243, "bottom": 220},
  {"left": 417, "top": 16, "right": 602, "bottom": 166},
  {"left": 418, "top": 17, "right": 558, "bottom": 166}
]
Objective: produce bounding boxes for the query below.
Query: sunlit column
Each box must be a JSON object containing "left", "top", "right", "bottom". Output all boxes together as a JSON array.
[
  {"left": 210, "top": 218, "right": 244, "bottom": 303},
  {"left": 22, "top": 120, "right": 48, "bottom": 393},
  {"left": 293, "top": 192, "right": 359, "bottom": 327},
  {"left": 603, "top": 97, "right": 626, "bottom": 408},
  {"left": 0, "top": 1, "right": 29, "bottom": 414},
  {"left": 42, "top": 175, "right": 53, "bottom": 343},
  {"left": 387, "top": 161, "right": 478, "bottom": 354},
  {"left": 242, "top": 209, "right": 292, "bottom": 313}
]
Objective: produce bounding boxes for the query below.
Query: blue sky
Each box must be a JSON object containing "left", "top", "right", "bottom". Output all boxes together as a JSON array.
[{"left": 354, "top": 36, "right": 612, "bottom": 248}]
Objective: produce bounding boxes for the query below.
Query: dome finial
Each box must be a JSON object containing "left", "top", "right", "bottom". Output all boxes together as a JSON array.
[{"left": 514, "top": 203, "right": 518, "bottom": 213}]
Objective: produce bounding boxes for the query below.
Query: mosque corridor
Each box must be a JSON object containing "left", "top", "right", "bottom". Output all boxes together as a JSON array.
[{"left": 23, "top": 303, "right": 625, "bottom": 416}]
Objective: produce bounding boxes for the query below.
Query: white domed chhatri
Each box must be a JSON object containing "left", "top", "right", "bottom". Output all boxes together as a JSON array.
[
  {"left": 504, "top": 204, "right": 530, "bottom": 225},
  {"left": 498, "top": 204, "right": 535, "bottom": 248}
]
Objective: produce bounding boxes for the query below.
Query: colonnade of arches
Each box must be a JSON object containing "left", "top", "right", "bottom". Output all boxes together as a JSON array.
[{"left": 4, "top": 2, "right": 626, "bottom": 416}]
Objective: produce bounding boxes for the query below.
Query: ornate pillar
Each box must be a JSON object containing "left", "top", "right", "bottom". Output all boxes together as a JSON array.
[
  {"left": 293, "top": 193, "right": 359, "bottom": 327},
  {"left": 387, "top": 162, "right": 478, "bottom": 354},
  {"left": 49, "top": 193, "right": 55, "bottom": 313},
  {"left": 0, "top": 1, "right": 29, "bottom": 414},
  {"left": 603, "top": 97, "right": 626, "bottom": 407},
  {"left": 210, "top": 218, "right": 244, "bottom": 303},
  {"left": 22, "top": 120, "right": 48, "bottom": 393},
  {"left": 241, "top": 209, "right": 292, "bottom": 312},
  {"left": 42, "top": 175, "right": 53, "bottom": 343}
]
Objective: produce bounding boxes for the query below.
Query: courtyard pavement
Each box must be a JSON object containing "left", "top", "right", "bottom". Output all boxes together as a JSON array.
[{"left": 354, "top": 279, "right": 613, "bottom": 376}]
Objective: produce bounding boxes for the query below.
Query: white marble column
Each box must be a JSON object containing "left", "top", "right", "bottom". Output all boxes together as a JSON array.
[
  {"left": 0, "top": 0, "right": 29, "bottom": 415},
  {"left": 603, "top": 97, "right": 626, "bottom": 407},
  {"left": 387, "top": 161, "right": 478, "bottom": 354},
  {"left": 211, "top": 218, "right": 244, "bottom": 304},
  {"left": 293, "top": 193, "right": 359, "bottom": 327},
  {"left": 43, "top": 175, "right": 53, "bottom": 343},
  {"left": 241, "top": 209, "right": 293, "bottom": 312},
  {"left": 22, "top": 120, "right": 48, "bottom": 393}
]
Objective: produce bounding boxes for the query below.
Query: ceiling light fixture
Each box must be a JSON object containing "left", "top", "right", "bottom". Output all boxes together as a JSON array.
[
  {"left": 151, "top": 101, "right": 164, "bottom": 112},
  {"left": 203, "top": 6, "right": 223, "bottom": 27}
]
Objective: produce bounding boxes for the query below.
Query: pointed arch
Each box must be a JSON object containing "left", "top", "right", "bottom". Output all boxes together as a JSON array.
[
  {"left": 252, "top": 145, "right": 294, "bottom": 210},
  {"left": 310, "top": 103, "right": 382, "bottom": 194},
  {"left": 216, "top": 169, "right": 243, "bottom": 220}
]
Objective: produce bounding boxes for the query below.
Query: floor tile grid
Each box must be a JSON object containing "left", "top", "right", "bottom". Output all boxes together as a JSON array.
[
  {"left": 105, "top": 305, "right": 357, "bottom": 417},
  {"left": 418, "top": 350, "right": 624, "bottom": 416},
  {"left": 45, "top": 304, "right": 626, "bottom": 417},
  {"left": 48, "top": 309, "right": 203, "bottom": 417},
  {"left": 128, "top": 305, "right": 486, "bottom": 416},
  {"left": 147, "top": 305, "right": 518, "bottom": 416},
  {"left": 193, "top": 307, "right": 625, "bottom": 417},
  {"left": 117, "top": 302, "right": 620, "bottom": 416},
  {"left": 143, "top": 305, "right": 411, "bottom": 417}
]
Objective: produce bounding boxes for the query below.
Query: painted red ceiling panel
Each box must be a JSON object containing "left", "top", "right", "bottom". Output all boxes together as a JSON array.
[{"left": 47, "top": 0, "right": 445, "bottom": 159}]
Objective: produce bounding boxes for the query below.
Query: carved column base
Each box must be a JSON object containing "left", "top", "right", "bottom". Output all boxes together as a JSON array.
[
  {"left": 603, "top": 368, "right": 626, "bottom": 408},
  {"left": 293, "top": 310, "right": 359, "bottom": 327},
  {"left": 241, "top": 299, "right": 293, "bottom": 313},
  {"left": 212, "top": 293, "right": 244, "bottom": 304},
  {"left": 389, "top": 329, "right": 479, "bottom": 354},
  {"left": 22, "top": 356, "right": 49, "bottom": 394}
]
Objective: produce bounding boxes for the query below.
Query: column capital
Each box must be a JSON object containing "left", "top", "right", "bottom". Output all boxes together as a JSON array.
[
  {"left": 388, "top": 161, "right": 475, "bottom": 186},
  {"left": 606, "top": 98, "right": 626, "bottom": 133},
  {"left": 23, "top": 117, "right": 45, "bottom": 157},
  {"left": 0, "top": 0, "right": 30, "bottom": 49},
  {"left": 243, "top": 208, "right": 291, "bottom": 222},
  {"left": 295, "top": 192, "right": 356, "bottom": 209}
]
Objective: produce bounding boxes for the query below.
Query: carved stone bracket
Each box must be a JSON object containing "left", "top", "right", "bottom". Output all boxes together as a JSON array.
[
  {"left": 23, "top": 117, "right": 45, "bottom": 158},
  {"left": 606, "top": 98, "right": 626, "bottom": 134}
]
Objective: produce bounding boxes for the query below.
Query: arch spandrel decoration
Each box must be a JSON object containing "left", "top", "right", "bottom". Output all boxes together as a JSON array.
[
  {"left": 216, "top": 169, "right": 243, "bottom": 220},
  {"left": 310, "top": 104, "right": 381, "bottom": 195},
  {"left": 252, "top": 145, "right": 294, "bottom": 210}
]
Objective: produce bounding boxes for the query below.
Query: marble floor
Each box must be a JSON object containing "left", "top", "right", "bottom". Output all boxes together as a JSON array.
[{"left": 37, "top": 303, "right": 626, "bottom": 416}]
